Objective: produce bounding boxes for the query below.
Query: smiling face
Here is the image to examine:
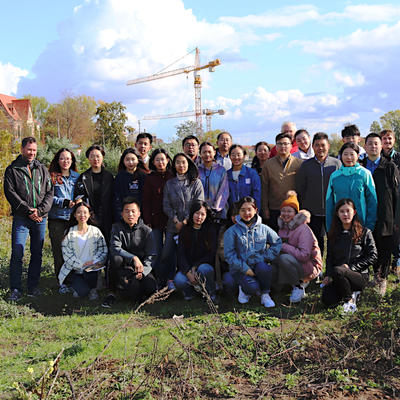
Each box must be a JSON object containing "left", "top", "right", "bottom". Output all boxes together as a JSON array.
[
  {"left": 123, "top": 152, "right": 139, "bottom": 173},
  {"left": 175, "top": 155, "right": 189, "bottom": 175},
  {"left": 381, "top": 132, "right": 395, "bottom": 154},
  {"left": 280, "top": 206, "right": 296, "bottom": 223},
  {"left": 295, "top": 132, "right": 311, "bottom": 153},
  {"left": 200, "top": 144, "right": 216, "bottom": 164},
  {"left": 58, "top": 150, "right": 72, "bottom": 172},
  {"left": 153, "top": 152, "right": 168, "bottom": 172},
  {"left": 341, "top": 148, "right": 358, "bottom": 167},
  {"left": 337, "top": 203, "right": 356, "bottom": 227},
  {"left": 88, "top": 149, "right": 103, "bottom": 170},
  {"left": 239, "top": 201, "right": 257, "bottom": 222},
  {"left": 256, "top": 144, "right": 270, "bottom": 162},
  {"left": 193, "top": 206, "right": 207, "bottom": 228},
  {"left": 75, "top": 204, "right": 90, "bottom": 224},
  {"left": 122, "top": 202, "right": 140, "bottom": 227},
  {"left": 21, "top": 142, "right": 37, "bottom": 163},
  {"left": 230, "top": 147, "right": 245, "bottom": 168}
]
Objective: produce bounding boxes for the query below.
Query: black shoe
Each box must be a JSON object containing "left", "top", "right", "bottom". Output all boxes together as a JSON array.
[
  {"left": 8, "top": 289, "right": 22, "bottom": 302},
  {"left": 27, "top": 288, "right": 41, "bottom": 298},
  {"left": 102, "top": 294, "right": 116, "bottom": 308}
]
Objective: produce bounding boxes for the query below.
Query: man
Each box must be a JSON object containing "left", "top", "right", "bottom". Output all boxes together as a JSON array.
[
  {"left": 362, "top": 133, "right": 399, "bottom": 296},
  {"left": 261, "top": 132, "right": 302, "bottom": 232},
  {"left": 296, "top": 132, "right": 341, "bottom": 254},
  {"left": 268, "top": 121, "right": 299, "bottom": 158},
  {"left": 340, "top": 124, "right": 366, "bottom": 160},
  {"left": 135, "top": 132, "right": 153, "bottom": 172},
  {"left": 182, "top": 135, "right": 201, "bottom": 166},
  {"left": 292, "top": 129, "right": 314, "bottom": 160},
  {"left": 104, "top": 197, "right": 157, "bottom": 307},
  {"left": 4, "top": 136, "right": 53, "bottom": 301},
  {"left": 215, "top": 131, "right": 232, "bottom": 170}
]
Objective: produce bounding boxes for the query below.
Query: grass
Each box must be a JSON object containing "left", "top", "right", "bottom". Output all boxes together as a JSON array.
[{"left": 0, "top": 216, "right": 399, "bottom": 399}]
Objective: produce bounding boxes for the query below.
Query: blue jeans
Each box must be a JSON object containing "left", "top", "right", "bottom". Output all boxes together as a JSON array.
[
  {"left": 222, "top": 271, "right": 237, "bottom": 295},
  {"left": 70, "top": 271, "right": 98, "bottom": 297},
  {"left": 9, "top": 215, "right": 47, "bottom": 292},
  {"left": 233, "top": 262, "right": 272, "bottom": 296},
  {"left": 174, "top": 263, "right": 216, "bottom": 299},
  {"left": 151, "top": 228, "right": 164, "bottom": 270},
  {"left": 154, "top": 231, "right": 177, "bottom": 286}
]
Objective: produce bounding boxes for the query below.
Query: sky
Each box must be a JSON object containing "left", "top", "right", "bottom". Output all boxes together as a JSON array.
[{"left": 1, "top": 0, "right": 400, "bottom": 144}]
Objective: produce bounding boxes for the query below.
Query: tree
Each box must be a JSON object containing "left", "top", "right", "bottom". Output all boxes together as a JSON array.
[
  {"left": 378, "top": 110, "right": 400, "bottom": 146},
  {"left": 329, "top": 133, "right": 343, "bottom": 157},
  {"left": 175, "top": 120, "right": 197, "bottom": 140},
  {"left": 370, "top": 120, "right": 381, "bottom": 133},
  {"left": 22, "top": 95, "right": 50, "bottom": 125},
  {"left": 95, "top": 101, "right": 128, "bottom": 150}
]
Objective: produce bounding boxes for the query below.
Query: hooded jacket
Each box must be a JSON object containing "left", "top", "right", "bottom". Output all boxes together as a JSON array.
[
  {"left": 224, "top": 215, "right": 282, "bottom": 275},
  {"left": 4, "top": 155, "right": 53, "bottom": 218}
]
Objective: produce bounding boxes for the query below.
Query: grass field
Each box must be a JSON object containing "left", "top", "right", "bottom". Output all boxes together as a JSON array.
[{"left": 0, "top": 216, "right": 399, "bottom": 399}]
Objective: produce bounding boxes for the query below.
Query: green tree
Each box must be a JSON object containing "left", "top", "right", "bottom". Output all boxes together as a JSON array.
[
  {"left": 175, "top": 120, "right": 197, "bottom": 140},
  {"left": 329, "top": 133, "right": 343, "bottom": 157},
  {"left": 378, "top": 110, "right": 400, "bottom": 147},
  {"left": 370, "top": 120, "right": 381, "bottom": 133}
]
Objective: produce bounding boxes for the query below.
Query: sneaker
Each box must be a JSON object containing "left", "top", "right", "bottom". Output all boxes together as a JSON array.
[
  {"left": 342, "top": 301, "right": 357, "bottom": 313},
  {"left": 167, "top": 280, "right": 176, "bottom": 291},
  {"left": 351, "top": 291, "right": 361, "bottom": 303},
  {"left": 71, "top": 289, "right": 79, "bottom": 298},
  {"left": 58, "top": 284, "right": 70, "bottom": 294},
  {"left": 89, "top": 289, "right": 98, "bottom": 301},
  {"left": 101, "top": 294, "right": 116, "bottom": 308},
  {"left": 377, "top": 279, "right": 387, "bottom": 297},
  {"left": 238, "top": 285, "right": 250, "bottom": 304},
  {"left": 8, "top": 289, "right": 22, "bottom": 302},
  {"left": 290, "top": 286, "right": 305, "bottom": 303},
  {"left": 27, "top": 288, "right": 41, "bottom": 297},
  {"left": 261, "top": 292, "right": 275, "bottom": 308}
]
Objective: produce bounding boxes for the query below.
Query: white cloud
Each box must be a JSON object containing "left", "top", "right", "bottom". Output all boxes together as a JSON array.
[
  {"left": 333, "top": 71, "right": 365, "bottom": 87},
  {"left": 327, "top": 4, "right": 400, "bottom": 22},
  {"left": 0, "top": 62, "right": 28, "bottom": 95}
]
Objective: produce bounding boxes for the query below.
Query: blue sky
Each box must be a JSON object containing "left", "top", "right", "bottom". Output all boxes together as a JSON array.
[{"left": 1, "top": 0, "right": 400, "bottom": 143}]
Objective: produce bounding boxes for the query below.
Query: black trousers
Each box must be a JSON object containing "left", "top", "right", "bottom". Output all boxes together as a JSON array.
[
  {"left": 373, "top": 233, "right": 393, "bottom": 279},
  {"left": 308, "top": 215, "right": 326, "bottom": 256},
  {"left": 267, "top": 209, "right": 281, "bottom": 234},
  {"left": 48, "top": 219, "right": 70, "bottom": 281}
]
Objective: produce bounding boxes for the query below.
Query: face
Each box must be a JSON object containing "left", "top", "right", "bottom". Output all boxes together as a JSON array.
[
  {"left": 88, "top": 149, "right": 103, "bottom": 169},
  {"left": 193, "top": 206, "right": 207, "bottom": 227},
  {"left": 59, "top": 150, "right": 72, "bottom": 171},
  {"left": 280, "top": 206, "right": 296, "bottom": 223},
  {"left": 21, "top": 142, "right": 37, "bottom": 162},
  {"left": 230, "top": 147, "right": 245, "bottom": 167},
  {"left": 365, "top": 137, "right": 382, "bottom": 158},
  {"left": 122, "top": 203, "right": 140, "bottom": 226},
  {"left": 175, "top": 155, "right": 189, "bottom": 174},
  {"left": 153, "top": 153, "right": 168, "bottom": 172},
  {"left": 337, "top": 203, "right": 356, "bottom": 226},
  {"left": 341, "top": 148, "right": 358, "bottom": 167},
  {"left": 183, "top": 139, "right": 199, "bottom": 158},
  {"left": 217, "top": 133, "right": 232, "bottom": 153},
  {"left": 381, "top": 133, "right": 395, "bottom": 153},
  {"left": 276, "top": 138, "right": 292, "bottom": 157},
  {"left": 343, "top": 135, "right": 361, "bottom": 145},
  {"left": 200, "top": 144, "right": 216, "bottom": 164},
  {"left": 295, "top": 132, "right": 311, "bottom": 152},
  {"left": 239, "top": 202, "right": 257, "bottom": 222},
  {"left": 256, "top": 144, "right": 270, "bottom": 162},
  {"left": 75, "top": 205, "right": 90, "bottom": 224},
  {"left": 135, "top": 138, "right": 151, "bottom": 157},
  {"left": 281, "top": 123, "right": 296, "bottom": 140},
  {"left": 123, "top": 152, "right": 139, "bottom": 173},
  {"left": 313, "top": 139, "right": 330, "bottom": 161}
]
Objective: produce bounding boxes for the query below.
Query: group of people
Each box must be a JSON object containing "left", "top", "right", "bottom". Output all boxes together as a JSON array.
[{"left": 3, "top": 121, "right": 399, "bottom": 313}]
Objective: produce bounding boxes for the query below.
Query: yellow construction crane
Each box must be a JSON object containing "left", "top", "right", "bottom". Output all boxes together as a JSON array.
[{"left": 127, "top": 48, "right": 220, "bottom": 135}]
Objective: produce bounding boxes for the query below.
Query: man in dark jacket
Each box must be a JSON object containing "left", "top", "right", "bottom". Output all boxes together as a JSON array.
[
  {"left": 362, "top": 133, "right": 399, "bottom": 295},
  {"left": 4, "top": 136, "right": 53, "bottom": 301}
]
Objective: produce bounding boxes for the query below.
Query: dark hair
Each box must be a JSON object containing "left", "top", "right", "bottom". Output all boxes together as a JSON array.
[
  {"left": 237, "top": 196, "right": 258, "bottom": 210},
  {"left": 225, "top": 201, "right": 240, "bottom": 228},
  {"left": 365, "top": 132, "right": 381, "bottom": 144},
  {"left": 275, "top": 132, "right": 292, "bottom": 143},
  {"left": 380, "top": 129, "right": 395, "bottom": 138},
  {"left": 251, "top": 141, "right": 270, "bottom": 172},
  {"left": 118, "top": 147, "right": 144, "bottom": 172},
  {"left": 136, "top": 132, "right": 153, "bottom": 144},
  {"left": 341, "top": 124, "right": 360, "bottom": 138},
  {"left": 217, "top": 131, "right": 232, "bottom": 141},
  {"left": 199, "top": 141, "right": 216, "bottom": 153},
  {"left": 312, "top": 132, "right": 329, "bottom": 144},
  {"left": 171, "top": 152, "right": 199, "bottom": 182},
  {"left": 328, "top": 199, "right": 363, "bottom": 245},
  {"left": 339, "top": 142, "right": 360, "bottom": 158},
  {"left": 182, "top": 135, "right": 199, "bottom": 147},
  {"left": 229, "top": 144, "right": 247, "bottom": 156},
  {"left": 67, "top": 202, "right": 97, "bottom": 232},
  {"left": 294, "top": 129, "right": 310, "bottom": 139},
  {"left": 148, "top": 148, "right": 172, "bottom": 172},
  {"left": 49, "top": 148, "right": 77, "bottom": 173},
  {"left": 122, "top": 196, "right": 141, "bottom": 210},
  {"left": 85, "top": 144, "right": 105, "bottom": 158},
  {"left": 21, "top": 136, "right": 37, "bottom": 148}
]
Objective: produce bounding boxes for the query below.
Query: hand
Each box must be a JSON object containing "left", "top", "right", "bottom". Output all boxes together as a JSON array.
[
  {"left": 322, "top": 276, "right": 332, "bottom": 286},
  {"left": 175, "top": 221, "right": 184, "bottom": 232},
  {"left": 133, "top": 256, "right": 144, "bottom": 274},
  {"left": 83, "top": 260, "right": 95, "bottom": 267},
  {"left": 186, "top": 268, "right": 196, "bottom": 284},
  {"left": 68, "top": 201, "right": 75, "bottom": 208},
  {"left": 135, "top": 272, "right": 143, "bottom": 280},
  {"left": 246, "top": 269, "right": 256, "bottom": 277},
  {"left": 342, "top": 264, "right": 349, "bottom": 269},
  {"left": 75, "top": 198, "right": 83, "bottom": 205}
]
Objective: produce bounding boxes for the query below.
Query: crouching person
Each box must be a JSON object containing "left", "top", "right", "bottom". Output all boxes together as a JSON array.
[{"left": 109, "top": 197, "right": 157, "bottom": 304}]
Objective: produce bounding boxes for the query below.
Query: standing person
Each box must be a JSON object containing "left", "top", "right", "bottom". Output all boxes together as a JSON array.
[
  {"left": 268, "top": 121, "right": 299, "bottom": 158},
  {"left": 293, "top": 129, "right": 314, "bottom": 160},
  {"left": 215, "top": 131, "right": 233, "bottom": 170},
  {"left": 59, "top": 202, "right": 108, "bottom": 300},
  {"left": 295, "top": 132, "right": 341, "bottom": 254},
  {"left": 224, "top": 196, "right": 282, "bottom": 307},
  {"left": 162, "top": 153, "right": 204, "bottom": 289},
  {"left": 114, "top": 148, "right": 146, "bottom": 220},
  {"left": 227, "top": 144, "right": 261, "bottom": 209},
  {"left": 74, "top": 145, "right": 114, "bottom": 243},
  {"left": 48, "top": 148, "right": 80, "bottom": 293},
  {"left": 339, "top": 124, "right": 366, "bottom": 160},
  {"left": 182, "top": 135, "right": 201, "bottom": 166},
  {"left": 261, "top": 133, "right": 302, "bottom": 233},
  {"left": 361, "top": 133, "right": 399, "bottom": 296},
  {"left": 326, "top": 143, "right": 377, "bottom": 232},
  {"left": 4, "top": 136, "right": 53, "bottom": 301},
  {"left": 174, "top": 201, "right": 218, "bottom": 301},
  {"left": 198, "top": 142, "right": 229, "bottom": 220},
  {"left": 135, "top": 132, "right": 152, "bottom": 172},
  {"left": 321, "top": 199, "right": 377, "bottom": 312},
  {"left": 251, "top": 141, "right": 270, "bottom": 175}
]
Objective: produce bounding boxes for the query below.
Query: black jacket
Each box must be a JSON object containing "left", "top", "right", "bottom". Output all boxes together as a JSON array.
[
  {"left": 4, "top": 155, "right": 53, "bottom": 217},
  {"left": 326, "top": 228, "right": 377, "bottom": 276}
]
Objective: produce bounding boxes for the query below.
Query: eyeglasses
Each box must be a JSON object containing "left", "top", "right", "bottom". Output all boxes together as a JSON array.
[{"left": 276, "top": 142, "right": 291, "bottom": 147}]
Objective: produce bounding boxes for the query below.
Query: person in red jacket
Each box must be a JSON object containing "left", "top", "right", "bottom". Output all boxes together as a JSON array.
[{"left": 268, "top": 121, "right": 299, "bottom": 158}]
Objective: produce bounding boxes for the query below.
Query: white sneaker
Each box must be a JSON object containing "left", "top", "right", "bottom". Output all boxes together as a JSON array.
[
  {"left": 290, "top": 286, "right": 305, "bottom": 303},
  {"left": 261, "top": 292, "right": 275, "bottom": 308},
  {"left": 89, "top": 289, "right": 98, "bottom": 301},
  {"left": 342, "top": 301, "right": 357, "bottom": 313},
  {"left": 351, "top": 291, "right": 361, "bottom": 303},
  {"left": 238, "top": 285, "right": 250, "bottom": 304}
]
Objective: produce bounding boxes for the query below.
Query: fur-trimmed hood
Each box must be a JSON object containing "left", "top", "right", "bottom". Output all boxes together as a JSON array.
[{"left": 278, "top": 209, "right": 311, "bottom": 231}]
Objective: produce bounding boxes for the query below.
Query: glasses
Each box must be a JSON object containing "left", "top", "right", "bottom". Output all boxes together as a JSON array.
[
  {"left": 184, "top": 143, "right": 198, "bottom": 148},
  {"left": 276, "top": 142, "right": 291, "bottom": 147}
]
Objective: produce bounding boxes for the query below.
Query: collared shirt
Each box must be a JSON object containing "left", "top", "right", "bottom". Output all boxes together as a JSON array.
[
  {"left": 215, "top": 150, "right": 232, "bottom": 170},
  {"left": 365, "top": 156, "right": 381, "bottom": 175}
]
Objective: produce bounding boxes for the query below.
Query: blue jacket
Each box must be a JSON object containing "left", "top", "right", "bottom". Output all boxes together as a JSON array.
[
  {"left": 227, "top": 165, "right": 261, "bottom": 209},
  {"left": 224, "top": 215, "right": 282, "bottom": 275},
  {"left": 48, "top": 170, "right": 80, "bottom": 220},
  {"left": 326, "top": 163, "right": 377, "bottom": 231}
]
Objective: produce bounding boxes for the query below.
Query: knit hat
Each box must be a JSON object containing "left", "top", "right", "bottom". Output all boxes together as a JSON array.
[{"left": 280, "top": 190, "right": 299, "bottom": 212}]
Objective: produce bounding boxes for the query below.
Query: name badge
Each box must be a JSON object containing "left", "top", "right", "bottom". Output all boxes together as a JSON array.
[{"left": 245, "top": 178, "right": 251, "bottom": 184}]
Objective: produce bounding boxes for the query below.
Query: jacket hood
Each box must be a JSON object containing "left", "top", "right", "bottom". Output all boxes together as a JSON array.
[
  {"left": 278, "top": 209, "right": 311, "bottom": 230},
  {"left": 339, "top": 162, "right": 362, "bottom": 176},
  {"left": 235, "top": 214, "right": 262, "bottom": 230}
]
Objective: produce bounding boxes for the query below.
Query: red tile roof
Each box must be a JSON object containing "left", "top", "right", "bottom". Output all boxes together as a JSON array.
[{"left": 0, "top": 94, "right": 32, "bottom": 122}]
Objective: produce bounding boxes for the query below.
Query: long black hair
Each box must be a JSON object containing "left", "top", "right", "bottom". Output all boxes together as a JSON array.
[
  {"left": 149, "top": 148, "right": 172, "bottom": 172},
  {"left": 49, "top": 148, "right": 77, "bottom": 173},
  {"left": 118, "top": 147, "right": 145, "bottom": 172},
  {"left": 171, "top": 152, "right": 199, "bottom": 183}
]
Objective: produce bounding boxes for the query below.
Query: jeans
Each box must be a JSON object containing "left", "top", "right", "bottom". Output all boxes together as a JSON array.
[
  {"left": 154, "top": 231, "right": 177, "bottom": 286},
  {"left": 9, "top": 215, "right": 47, "bottom": 292},
  {"left": 233, "top": 262, "right": 273, "bottom": 296},
  {"left": 70, "top": 271, "right": 98, "bottom": 297},
  {"left": 151, "top": 228, "right": 164, "bottom": 270}
]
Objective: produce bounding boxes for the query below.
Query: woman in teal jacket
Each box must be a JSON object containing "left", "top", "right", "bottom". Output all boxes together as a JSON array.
[{"left": 326, "top": 143, "right": 377, "bottom": 231}]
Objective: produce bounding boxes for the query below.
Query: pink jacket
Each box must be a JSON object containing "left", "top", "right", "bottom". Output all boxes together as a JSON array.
[{"left": 278, "top": 210, "right": 323, "bottom": 281}]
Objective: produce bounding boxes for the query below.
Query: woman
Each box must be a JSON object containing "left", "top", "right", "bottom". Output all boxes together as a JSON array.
[
  {"left": 227, "top": 144, "right": 261, "bottom": 209},
  {"left": 48, "top": 148, "right": 80, "bottom": 292},
  {"left": 142, "top": 149, "right": 173, "bottom": 280},
  {"left": 59, "top": 202, "right": 108, "bottom": 300},
  {"left": 326, "top": 142, "right": 377, "bottom": 232},
  {"left": 114, "top": 148, "right": 146, "bottom": 220},
  {"left": 197, "top": 142, "right": 229, "bottom": 220},
  {"left": 162, "top": 153, "right": 204, "bottom": 289},
  {"left": 74, "top": 145, "right": 114, "bottom": 243},
  {"left": 274, "top": 191, "right": 323, "bottom": 303},
  {"left": 251, "top": 141, "right": 270, "bottom": 174},
  {"left": 322, "top": 199, "right": 377, "bottom": 312},
  {"left": 174, "top": 200, "right": 218, "bottom": 301},
  {"left": 224, "top": 196, "right": 281, "bottom": 307}
]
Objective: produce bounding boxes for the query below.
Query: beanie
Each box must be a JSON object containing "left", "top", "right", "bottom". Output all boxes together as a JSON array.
[{"left": 280, "top": 190, "right": 299, "bottom": 212}]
